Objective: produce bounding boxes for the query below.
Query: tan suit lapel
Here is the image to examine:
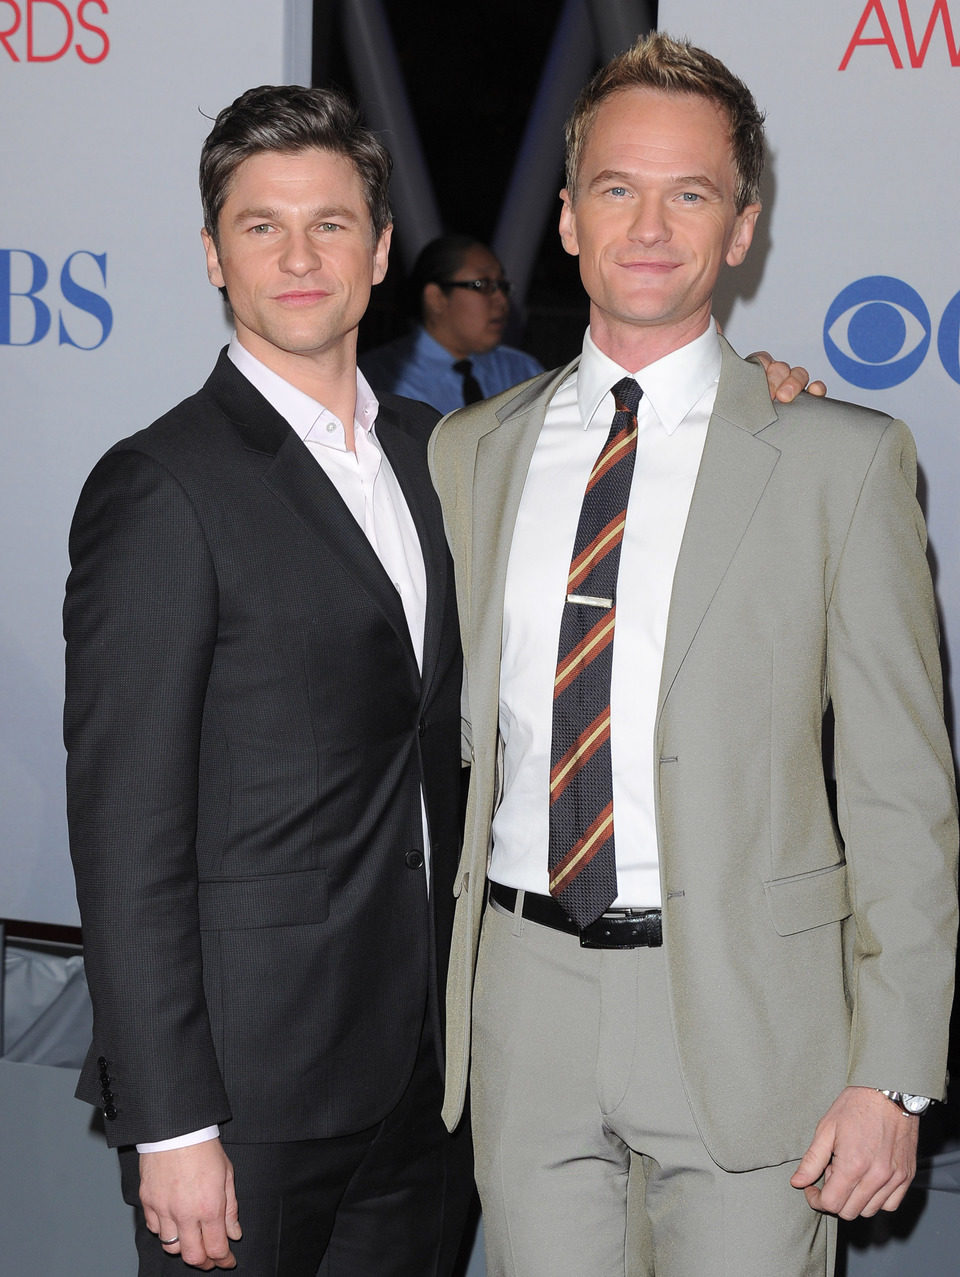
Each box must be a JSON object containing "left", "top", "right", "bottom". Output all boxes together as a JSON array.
[
  {"left": 657, "top": 339, "right": 781, "bottom": 716},
  {"left": 469, "top": 362, "right": 578, "bottom": 749}
]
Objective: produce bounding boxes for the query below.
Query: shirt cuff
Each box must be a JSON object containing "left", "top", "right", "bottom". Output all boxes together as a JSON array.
[{"left": 136, "top": 1126, "right": 220, "bottom": 1153}]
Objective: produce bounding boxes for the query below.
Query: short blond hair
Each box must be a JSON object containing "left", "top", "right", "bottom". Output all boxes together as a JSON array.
[{"left": 564, "top": 32, "right": 765, "bottom": 212}]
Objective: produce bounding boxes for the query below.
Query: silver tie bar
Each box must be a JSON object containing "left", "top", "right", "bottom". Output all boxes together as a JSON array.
[{"left": 566, "top": 593, "right": 613, "bottom": 609}]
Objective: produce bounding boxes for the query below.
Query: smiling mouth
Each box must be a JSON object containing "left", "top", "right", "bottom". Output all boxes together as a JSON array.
[
  {"left": 619, "top": 260, "right": 679, "bottom": 272},
  {"left": 275, "top": 290, "right": 330, "bottom": 304}
]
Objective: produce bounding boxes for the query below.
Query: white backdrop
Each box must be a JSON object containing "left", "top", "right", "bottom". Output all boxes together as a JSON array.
[
  {"left": 1, "top": 0, "right": 312, "bottom": 924},
  {"left": 658, "top": 1, "right": 959, "bottom": 762}
]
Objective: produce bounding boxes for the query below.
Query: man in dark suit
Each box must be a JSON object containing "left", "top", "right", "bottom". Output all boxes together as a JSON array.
[{"left": 64, "top": 85, "right": 471, "bottom": 1275}]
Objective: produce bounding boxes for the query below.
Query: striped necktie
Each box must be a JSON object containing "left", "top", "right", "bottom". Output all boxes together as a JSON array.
[{"left": 548, "top": 376, "right": 641, "bottom": 929}]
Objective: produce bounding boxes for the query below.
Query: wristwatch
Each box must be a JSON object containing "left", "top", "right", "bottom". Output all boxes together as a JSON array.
[{"left": 877, "top": 1089, "right": 933, "bottom": 1116}]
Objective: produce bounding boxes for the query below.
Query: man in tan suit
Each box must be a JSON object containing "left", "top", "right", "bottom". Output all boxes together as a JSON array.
[{"left": 429, "top": 33, "right": 958, "bottom": 1277}]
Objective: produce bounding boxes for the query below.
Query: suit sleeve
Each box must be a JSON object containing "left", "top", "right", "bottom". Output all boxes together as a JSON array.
[
  {"left": 64, "top": 447, "right": 231, "bottom": 1146},
  {"left": 827, "top": 419, "right": 958, "bottom": 1097}
]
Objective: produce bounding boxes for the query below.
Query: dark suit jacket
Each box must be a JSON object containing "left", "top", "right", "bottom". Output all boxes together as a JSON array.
[{"left": 64, "top": 350, "right": 462, "bottom": 1148}]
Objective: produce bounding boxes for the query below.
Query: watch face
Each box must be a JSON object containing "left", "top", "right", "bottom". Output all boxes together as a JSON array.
[{"left": 901, "top": 1093, "right": 931, "bottom": 1114}]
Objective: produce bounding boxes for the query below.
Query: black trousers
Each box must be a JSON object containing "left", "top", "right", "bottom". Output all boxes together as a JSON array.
[{"left": 120, "top": 1022, "right": 475, "bottom": 1276}]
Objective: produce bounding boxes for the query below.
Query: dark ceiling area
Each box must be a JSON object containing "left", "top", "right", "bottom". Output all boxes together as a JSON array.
[{"left": 312, "top": 2, "right": 658, "bottom": 367}]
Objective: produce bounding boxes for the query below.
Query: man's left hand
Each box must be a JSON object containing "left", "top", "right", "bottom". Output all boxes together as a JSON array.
[
  {"left": 790, "top": 1085, "right": 919, "bottom": 1218},
  {"left": 750, "top": 351, "right": 828, "bottom": 402}
]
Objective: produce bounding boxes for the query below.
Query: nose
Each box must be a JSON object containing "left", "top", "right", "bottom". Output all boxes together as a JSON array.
[
  {"left": 279, "top": 229, "right": 322, "bottom": 275},
  {"left": 489, "top": 285, "right": 509, "bottom": 315},
  {"left": 627, "top": 196, "right": 670, "bottom": 246}
]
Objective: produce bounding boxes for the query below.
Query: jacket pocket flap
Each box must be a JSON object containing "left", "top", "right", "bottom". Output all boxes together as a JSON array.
[
  {"left": 763, "top": 862, "right": 850, "bottom": 936},
  {"left": 198, "top": 868, "right": 328, "bottom": 930}
]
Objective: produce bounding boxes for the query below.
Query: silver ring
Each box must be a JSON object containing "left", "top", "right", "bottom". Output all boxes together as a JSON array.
[{"left": 159, "top": 1235, "right": 179, "bottom": 1246}]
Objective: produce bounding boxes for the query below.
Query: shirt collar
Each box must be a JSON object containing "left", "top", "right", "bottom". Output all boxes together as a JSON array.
[
  {"left": 577, "top": 321, "right": 721, "bottom": 435},
  {"left": 227, "top": 335, "right": 379, "bottom": 445},
  {"left": 411, "top": 324, "right": 462, "bottom": 369}
]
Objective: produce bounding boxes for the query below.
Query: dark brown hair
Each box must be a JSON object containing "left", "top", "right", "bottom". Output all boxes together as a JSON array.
[{"left": 200, "top": 84, "right": 392, "bottom": 245}]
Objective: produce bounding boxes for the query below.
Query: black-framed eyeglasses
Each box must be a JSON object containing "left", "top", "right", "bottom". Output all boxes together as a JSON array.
[{"left": 439, "top": 277, "right": 512, "bottom": 297}]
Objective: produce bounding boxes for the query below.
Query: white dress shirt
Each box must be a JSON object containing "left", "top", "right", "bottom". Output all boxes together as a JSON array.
[
  {"left": 138, "top": 339, "right": 429, "bottom": 1154},
  {"left": 489, "top": 322, "right": 721, "bottom": 908}
]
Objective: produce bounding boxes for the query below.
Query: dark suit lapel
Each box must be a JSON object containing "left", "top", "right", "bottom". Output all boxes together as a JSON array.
[
  {"left": 204, "top": 350, "right": 418, "bottom": 669},
  {"left": 657, "top": 341, "right": 781, "bottom": 716},
  {"left": 376, "top": 401, "right": 449, "bottom": 702}
]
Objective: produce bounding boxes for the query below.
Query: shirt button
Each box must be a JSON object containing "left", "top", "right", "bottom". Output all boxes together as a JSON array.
[
  {"left": 325, "top": 421, "right": 336, "bottom": 433},
  {"left": 405, "top": 850, "right": 425, "bottom": 870}
]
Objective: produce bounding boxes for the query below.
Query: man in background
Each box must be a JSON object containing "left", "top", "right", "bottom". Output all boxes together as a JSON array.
[
  {"left": 430, "top": 33, "right": 958, "bottom": 1277},
  {"left": 65, "top": 85, "right": 472, "bottom": 1276},
  {"left": 361, "top": 233, "right": 543, "bottom": 413}
]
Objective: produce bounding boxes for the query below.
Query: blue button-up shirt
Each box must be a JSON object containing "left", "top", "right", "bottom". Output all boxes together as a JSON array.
[{"left": 360, "top": 325, "right": 543, "bottom": 414}]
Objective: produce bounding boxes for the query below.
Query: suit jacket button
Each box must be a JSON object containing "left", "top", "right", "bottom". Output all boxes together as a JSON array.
[
  {"left": 405, "top": 850, "right": 424, "bottom": 870},
  {"left": 104, "top": 1105, "right": 118, "bottom": 1121}
]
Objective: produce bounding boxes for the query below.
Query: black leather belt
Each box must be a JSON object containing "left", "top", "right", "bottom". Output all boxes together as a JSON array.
[{"left": 488, "top": 882, "right": 663, "bottom": 950}]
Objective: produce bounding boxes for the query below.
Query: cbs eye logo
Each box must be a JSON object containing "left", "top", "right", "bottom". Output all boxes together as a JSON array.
[{"left": 824, "top": 276, "right": 960, "bottom": 388}]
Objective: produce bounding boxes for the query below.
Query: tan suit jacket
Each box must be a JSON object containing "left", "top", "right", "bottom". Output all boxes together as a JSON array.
[{"left": 428, "top": 336, "right": 958, "bottom": 1172}]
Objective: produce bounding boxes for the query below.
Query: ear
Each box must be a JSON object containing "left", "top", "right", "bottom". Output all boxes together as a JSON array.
[
  {"left": 372, "top": 223, "right": 393, "bottom": 286},
  {"left": 201, "top": 227, "right": 225, "bottom": 289},
  {"left": 422, "top": 281, "right": 447, "bottom": 322},
  {"left": 725, "top": 202, "right": 761, "bottom": 267},
  {"left": 558, "top": 188, "right": 580, "bottom": 258}
]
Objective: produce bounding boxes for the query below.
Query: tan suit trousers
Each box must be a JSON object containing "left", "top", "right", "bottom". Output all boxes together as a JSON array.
[{"left": 471, "top": 893, "right": 837, "bottom": 1277}]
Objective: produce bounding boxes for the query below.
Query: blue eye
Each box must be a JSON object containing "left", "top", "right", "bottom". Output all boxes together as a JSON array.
[{"left": 823, "top": 276, "right": 930, "bottom": 389}]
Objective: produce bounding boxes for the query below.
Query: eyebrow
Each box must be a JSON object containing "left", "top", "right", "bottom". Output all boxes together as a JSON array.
[
  {"left": 587, "top": 169, "right": 634, "bottom": 191},
  {"left": 674, "top": 174, "right": 724, "bottom": 197}
]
